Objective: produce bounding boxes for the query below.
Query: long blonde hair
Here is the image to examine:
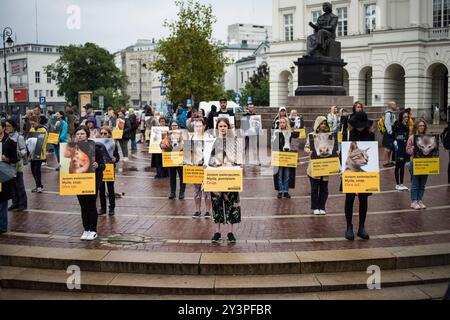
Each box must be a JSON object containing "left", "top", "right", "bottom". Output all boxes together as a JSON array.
[{"left": 412, "top": 118, "right": 428, "bottom": 135}]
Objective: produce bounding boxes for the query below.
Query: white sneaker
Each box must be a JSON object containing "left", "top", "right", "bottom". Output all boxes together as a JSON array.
[
  {"left": 313, "top": 210, "right": 321, "bottom": 215},
  {"left": 86, "top": 231, "right": 98, "bottom": 241},
  {"left": 400, "top": 185, "right": 409, "bottom": 191},
  {"left": 36, "top": 187, "right": 43, "bottom": 193},
  {"left": 80, "top": 231, "right": 89, "bottom": 241},
  {"left": 395, "top": 185, "right": 401, "bottom": 191},
  {"left": 320, "top": 210, "right": 327, "bottom": 215}
]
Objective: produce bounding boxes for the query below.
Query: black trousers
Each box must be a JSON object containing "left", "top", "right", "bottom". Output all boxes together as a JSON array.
[
  {"left": 345, "top": 194, "right": 369, "bottom": 228},
  {"left": 77, "top": 195, "right": 98, "bottom": 232},
  {"left": 309, "top": 177, "right": 329, "bottom": 210},
  {"left": 448, "top": 150, "right": 450, "bottom": 183},
  {"left": 99, "top": 181, "right": 115, "bottom": 210},
  {"left": 395, "top": 161, "right": 406, "bottom": 185},
  {"left": 169, "top": 167, "right": 186, "bottom": 194},
  {"left": 11, "top": 172, "right": 27, "bottom": 208},
  {"left": 30, "top": 160, "right": 43, "bottom": 189}
]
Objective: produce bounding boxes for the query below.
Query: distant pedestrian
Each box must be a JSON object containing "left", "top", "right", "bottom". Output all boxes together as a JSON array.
[{"left": 382, "top": 101, "right": 398, "bottom": 167}]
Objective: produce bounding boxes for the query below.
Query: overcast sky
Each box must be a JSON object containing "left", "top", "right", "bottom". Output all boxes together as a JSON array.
[{"left": 0, "top": 0, "right": 272, "bottom": 53}]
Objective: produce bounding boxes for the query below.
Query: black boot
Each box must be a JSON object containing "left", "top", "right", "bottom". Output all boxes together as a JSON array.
[
  {"left": 358, "top": 226, "right": 370, "bottom": 240},
  {"left": 345, "top": 224, "right": 355, "bottom": 241}
]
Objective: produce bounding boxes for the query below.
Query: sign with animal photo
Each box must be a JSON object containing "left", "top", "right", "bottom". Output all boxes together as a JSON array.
[
  {"left": 26, "top": 132, "right": 48, "bottom": 161},
  {"left": 413, "top": 135, "right": 440, "bottom": 175},
  {"left": 149, "top": 126, "right": 169, "bottom": 154},
  {"left": 310, "top": 133, "right": 340, "bottom": 177},
  {"left": 341, "top": 141, "right": 380, "bottom": 193},
  {"left": 59, "top": 142, "right": 96, "bottom": 196},
  {"left": 240, "top": 115, "right": 262, "bottom": 136}
]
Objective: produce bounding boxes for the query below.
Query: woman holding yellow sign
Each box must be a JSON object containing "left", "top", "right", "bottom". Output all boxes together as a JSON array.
[{"left": 208, "top": 118, "right": 243, "bottom": 244}]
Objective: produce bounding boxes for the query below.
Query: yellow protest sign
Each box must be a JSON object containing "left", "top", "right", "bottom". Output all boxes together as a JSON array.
[
  {"left": 342, "top": 172, "right": 380, "bottom": 194},
  {"left": 60, "top": 173, "right": 96, "bottom": 196},
  {"left": 47, "top": 132, "right": 60, "bottom": 145},
  {"left": 162, "top": 151, "right": 184, "bottom": 167},
  {"left": 296, "top": 129, "right": 307, "bottom": 139},
  {"left": 413, "top": 158, "right": 440, "bottom": 175},
  {"left": 204, "top": 168, "right": 243, "bottom": 192},
  {"left": 183, "top": 166, "right": 204, "bottom": 184},
  {"left": 311, "top": 157, "right": 340, "bottom": 177},
  {"left": 271, "top": 151, "right": 298, "bottom": 168},
  {"left": 103, "top": 163, "right": 115, "bottom": 182},
  {"left": 112, "top": 128, "right": 123, "bottom": 140},
  {"left": 338, "top": 131, "right": 343, "bottom": 143}
]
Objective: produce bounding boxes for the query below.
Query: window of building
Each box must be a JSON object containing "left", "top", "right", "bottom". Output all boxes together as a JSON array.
[
  {"left": 47, "top": 72, "right": 51, "bottom": 84},
  {"left": 35, "top": 71, "right": 40, "bottom": 83},
  {"left": 312, "top": 10, "right": 322, "bottom": 24},
  {"left": 0, "top": 92, "right": 2, "bottom": 99},
  {"left": 247, "top": 71, "right": 250, "bottom": 80},
  {"left": 50, "top": 90, "right": 54, "bottom": 97},
  {"left": 284, "top": 14, "right": 294, "bottom": 41},
  {"left": 46, "top": 90, "right": 49, "bottom": 97},
  {"left": 34, "top": 90, "right": 38, "bottom": 98},
  {"left": 337, "top": 7, "right": 348, "bottom": 36},
  {"left": 39, "top": 90, "right": 42, "bottom": 97},
  {"left": 433, "top": 0, "right": 450, "bottom": 28},
  {"left": 365, "top": 4, "right": 377, "bottom": 34},
  {"left": 241, "top": 72, "right": 244, "bottom": 84}
]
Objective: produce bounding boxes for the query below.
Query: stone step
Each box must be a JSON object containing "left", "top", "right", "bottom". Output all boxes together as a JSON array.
[
  {"left": 1, "top": 282, "right": 447, "bottom": 300},
  {"left": 1, "top": 243, "right": 450, "bottom": 276},
  {"left": 1, "top": 265, "right": 449, "bottom": 296}
]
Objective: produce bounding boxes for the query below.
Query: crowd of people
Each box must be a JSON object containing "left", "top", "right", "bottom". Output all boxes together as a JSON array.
[{"left": 1, "top": 98, "right": 449, "bottom": 244}]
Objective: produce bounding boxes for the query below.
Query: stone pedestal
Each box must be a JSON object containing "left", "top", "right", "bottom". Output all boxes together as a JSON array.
[{"left": 287, "top": 96, "right": 354, "bottom": 110}]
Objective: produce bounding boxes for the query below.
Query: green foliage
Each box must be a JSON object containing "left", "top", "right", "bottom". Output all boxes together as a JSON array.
[
  {"left": 93, "top": 88, "right": 130, "bottom": 111},
  {"left": 240, "top": 64, "right": 270, "bottom": 106},
  {"left": 46, "top": 42, "right": 128, "bottom": 107},
  {"left": 150, "top": 0, "right": 229, "bottom": 105}
]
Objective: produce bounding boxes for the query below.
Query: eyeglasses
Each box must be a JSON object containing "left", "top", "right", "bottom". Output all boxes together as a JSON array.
[{"left": 100, "top": 132, "right": 109, "bottom": 136}]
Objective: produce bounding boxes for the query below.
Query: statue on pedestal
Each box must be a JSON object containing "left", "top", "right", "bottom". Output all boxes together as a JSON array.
[{"left": 306, "top": 2, "right": 338, "bottom": 57}]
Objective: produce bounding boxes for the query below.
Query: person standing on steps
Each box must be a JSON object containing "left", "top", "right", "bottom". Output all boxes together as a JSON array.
[
  {"left": 382, "top": 101, "right": 398, "bottom": 168},
  {"left": 393, "top": 110, "right": 411, "bottom": 192}
]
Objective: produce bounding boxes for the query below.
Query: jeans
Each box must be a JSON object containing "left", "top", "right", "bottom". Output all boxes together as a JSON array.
[
  {"left": 409, "top": 162, "right": 428, "bottom": 202},
  {"left": 30, "top": 160, "right": 44, "bottom": 189},
  {"left": 99, "top": 181, "right": 115, "bottom": 210},
  {"left": 309, "top": 177, "right": 329, "bottom": 210},
  {"left": 131, "top": 138, "right": 137, "bottom": 151},
  {"left": 278, "top": 167, "right": 290, "bottom": 193},
  {"left": 53, "top": 144, "right": 61, "bottom": 164},
  {"left": 11, "top": 172, "right": 27, "bottom": 208},
  {"left": 0, "top": 201, "right": 7, "bottom": 232},
  {"left": 169, "top": 167, "right": 186, "bottom": 194}
]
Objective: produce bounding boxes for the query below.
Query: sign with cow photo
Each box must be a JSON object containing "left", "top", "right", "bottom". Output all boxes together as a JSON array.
[
  {"left": 310, "top": 133, "right": 340, "bottom": 177},
  {"left": 341, "top": 141, "right": 380, "bottom": 193},
  {"left": 413, "top": 135, "right": 440, "bottom": 175}
]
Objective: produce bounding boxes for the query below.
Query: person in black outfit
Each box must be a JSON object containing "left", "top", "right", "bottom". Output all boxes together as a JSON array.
[
  {"left": 344, "top": 112, "right": 375, "bottom": 241},
  {"left": 339, "top": 108, "right": 349, "bottom": 142},
  {"left": 207, "top": 105, "right": 218, "bottom": 130},
  {"left": 393, "top": 111, "right": 411, "bottom": 191},
  {"left": 442, "top": 123, "right": 450, "bottom": 183},
  {"left": 217, "top": 98, "right": 235, "bottom": 116},
  {"left": 72, "top": 126, "right": 105, "bottom": 241}
]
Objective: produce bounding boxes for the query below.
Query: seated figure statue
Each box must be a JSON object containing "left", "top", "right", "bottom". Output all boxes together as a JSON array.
[{"left": 307, "top": 2, "right": 338, "bottom": 57}]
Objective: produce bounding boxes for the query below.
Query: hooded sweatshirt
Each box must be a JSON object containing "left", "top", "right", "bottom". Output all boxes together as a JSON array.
[{"left": 304, "top": 116, "right": 331, "bottom": 180}]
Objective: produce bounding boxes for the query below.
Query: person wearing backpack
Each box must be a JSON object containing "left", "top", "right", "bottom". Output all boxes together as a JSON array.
[
  {"left": 442, "top": 123, "right": 450, "bottom": 183},
  {"left": 381, "top": 101, "right": 398, "bottom": 167},
  {"left": 4, "top": 119, "right": 28, "bottom": 212}
]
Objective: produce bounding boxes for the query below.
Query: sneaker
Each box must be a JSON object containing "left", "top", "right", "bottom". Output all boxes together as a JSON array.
[
  {"left": 411, "top": 201, "right": 418, "bottom": 209},
  {"left": 277, "top": 193, "right": 283, "bottom": 199},
  {"left": 418, "top": 201, "right": 427, "bottom": 209},
  {"left": 168, "top": 193, "right": 176, "bottom": 200},
  {"left": 319, "top": 210, "right": 327, "bottom": 215},
  {"left": 227, "top": 233, "right": 237, "bottom": 243},
  {"left": 413, "top": 202, "right": 422, "bottom": 210},
  {"left": 314, "top": 210, "right": 321, "bottom": 215},
  {"left": 179, "top": 193, "right": 185, "bottom": 200},
  {"left": 204, "top": 212, "right": 211, "bottom": 219},
  {"left": 192, "top": 212, "right": 202, "bottom": 219},
  {"left": 211, "top": 233, "right": 221, "bottom": 243},
  {"left": 31, "top": 188, "right": 38, "bottom": 193},
  {"left": 284, "top": 193, "right": 291, "bottom": 199},
  {"left": 98, "top": 209, "right": 107, "bottom": 216},
  {"left": 395, "top": 185, "right": 401, "bottom": 191},
  {"left": 86, "top": 231, "right": 98, "bottom": 241},
  {"left": 108, "top": 209, "right": 115, "bottom": 216},
  {"left": 400, "top": 185, "right": 409, "bottom": 191},
  {"left": 36, "top": 187, "right": 43, "bottom": 193},
  {"left": 80, "top": 231, "right": 89, "bottom": 241}
]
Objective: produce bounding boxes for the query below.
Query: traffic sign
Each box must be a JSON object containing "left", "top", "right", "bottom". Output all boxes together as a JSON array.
[{"left": 39, "top": 96, "right": 46, "bottom": 105}]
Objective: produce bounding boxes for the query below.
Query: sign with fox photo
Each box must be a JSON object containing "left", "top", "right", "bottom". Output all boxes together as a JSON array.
[
  {"left": 341, "top": 141, "right": 380, "bottom": 193},
  {"left": 413, "top": 135, "right": 440, "bottom": 175}
]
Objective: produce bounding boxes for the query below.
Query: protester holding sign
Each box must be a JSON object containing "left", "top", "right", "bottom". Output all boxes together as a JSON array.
[
  {"left": 97, "top": 127, "right": 120, "bottom": 217},
  {"left": 208, "top": 118, "right": 243, "bottom": 244},
  {"left": 407, "top": 119, "right": 431, "bottom": 210},
  {"left": 116, "top": 110, "right": 131, "bottom": 161},
  {"left": 4, "top": 119, "right": 27, "bottom": 212},
  {"left": 393, "top": 111, "right": 411, "bottom": 191},
  {"left": 343, "top": 112, "right": 375, "bottom": 241},
  {"left": 27, "top": 116, "right": 48, "bottom": 193},
  {"left": 0, "top": 120, "right": 19, "bottom": 233},
  {"left": 71, "top": 126, "right": 105, "bottom": 241},
  {"left": 272, "top": 117, "right": 298, "bottom": 199},
  {"left": 304, "top": 116, "right": 333, "bottom": 215},
  {"left": 53, "top": 111, "right": 68, "bottom": 167},
  {"left": 161, "top": 122, "right": 186, "bottom": 200},
  {"left": 150, "top": 117, "right": 169, "bottom": 179}
]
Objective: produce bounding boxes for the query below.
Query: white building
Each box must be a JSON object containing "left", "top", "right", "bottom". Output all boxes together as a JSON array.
[
  {"left": 269, "top": 0, "right": 450, "bottom": 120},
  {"left": 235, "top": 42, "right": 271, "bottom": 91},
  {"left": 0, "top": 43, "right": 65, "bottom": 113},
  {"left": 228, "top": 23, "right": 273, "bottom": 45},
  {"left": 114, "top": 39, "right": 164, "bottom": 108}
]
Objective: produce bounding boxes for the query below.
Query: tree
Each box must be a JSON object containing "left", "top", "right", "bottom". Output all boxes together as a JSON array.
[
  {"left": 240, "top": 63, "right": 270, "bottom": 106},
  {"left": 46, "top": 42, "right": 128, "bottom": 107},
  {"left": 150, "top": 0, "right": 229, "bottom": 106},
  {"left": 93, "top": 88, "right": 129, "bottom": 111}
]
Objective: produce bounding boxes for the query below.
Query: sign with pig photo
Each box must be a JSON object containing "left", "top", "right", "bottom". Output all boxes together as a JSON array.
[{"left": 310, "top": 133, "right": 340, "bottom": 177}]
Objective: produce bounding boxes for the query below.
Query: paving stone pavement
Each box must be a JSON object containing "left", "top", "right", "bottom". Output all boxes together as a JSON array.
[{"left": 1, "top": 144, "right": 449, "bottom": 254}]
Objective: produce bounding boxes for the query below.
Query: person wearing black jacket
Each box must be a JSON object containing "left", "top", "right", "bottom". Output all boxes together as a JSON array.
[
  {"left": 217, "top": 98, "right": 235, "bottom": 117},
  {"left": 344, "top": 112, "right": 375, "bottom": 241},
  {"left": 207, "top": 105, "right": 218, "bottom": 130},
  {"left": 97, "top": 126, "right": 120, "bottom": 216},
  {"left": 0, "top": 120, "right": 19, "bottom": 233},
  {"left": 117, "top": 110, "right": 131, "bottom": 161},
  {"left": 442, "top": 123, "right": 450, "bottom": 183},
  {"left": 392, "top": 111, "right": 411, "bottom": 191},
  {"left": 73, "top": 126, "right": 105, "bottom": 241}
]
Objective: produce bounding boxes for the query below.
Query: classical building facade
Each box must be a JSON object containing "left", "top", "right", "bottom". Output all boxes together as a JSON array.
[
  {"left": 0, "top": 43, "right": 66, "bottom": 114},
  {"left": 228, "top": 23, "right": 273, "bottom": 45},
  {"left": 269, "top": 0, "right": 450, "bottom": 120}
]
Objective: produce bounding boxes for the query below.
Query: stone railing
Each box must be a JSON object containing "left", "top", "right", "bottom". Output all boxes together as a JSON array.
[{"left": 429, "top": 27, "right": 450, "bottom": 40}]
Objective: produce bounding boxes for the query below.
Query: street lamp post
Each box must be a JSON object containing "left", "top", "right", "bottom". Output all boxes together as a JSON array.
[{"left": 2, "top": 27, "right": 14, "bottom": 112}]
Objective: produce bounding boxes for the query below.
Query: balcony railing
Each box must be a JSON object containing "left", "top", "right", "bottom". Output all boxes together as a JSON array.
[{"left": 429, "top": 27, "right": 450, "bottom": 40}]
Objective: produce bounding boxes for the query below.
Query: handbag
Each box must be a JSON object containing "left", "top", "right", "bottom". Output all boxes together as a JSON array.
[{"left": 0, "top": 161, "right": 17, "bottom": 183}]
